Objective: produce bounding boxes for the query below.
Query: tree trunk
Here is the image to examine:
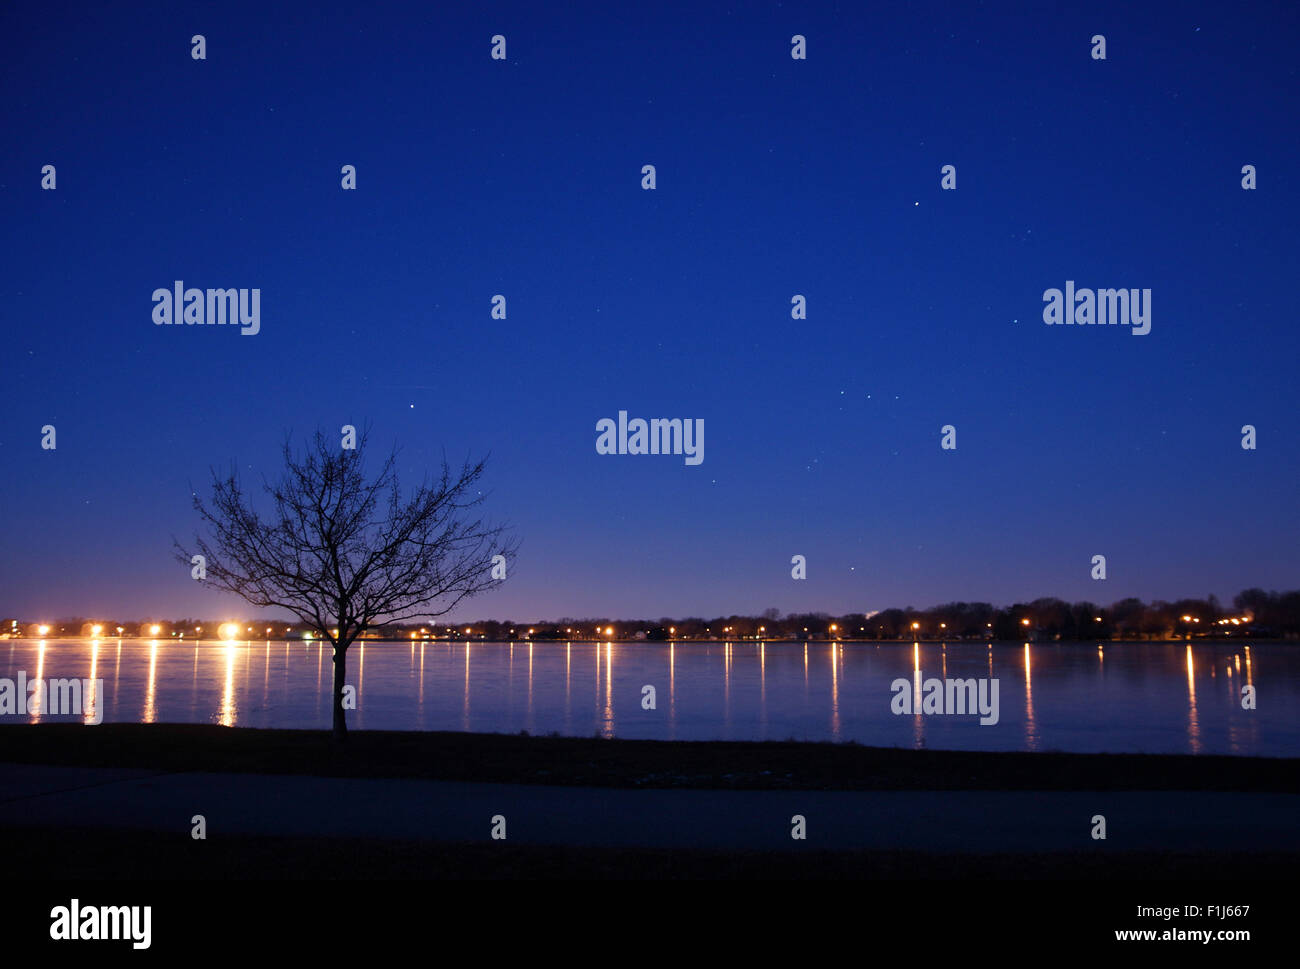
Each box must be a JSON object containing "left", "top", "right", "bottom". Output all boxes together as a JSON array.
[{"left": 332, "top": 642, "right": 348, "bottom": 742}]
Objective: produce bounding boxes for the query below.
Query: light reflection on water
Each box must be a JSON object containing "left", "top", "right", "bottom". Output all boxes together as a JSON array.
[{"left": 1, "top": 638, "right": 1294, "bottom": 756}]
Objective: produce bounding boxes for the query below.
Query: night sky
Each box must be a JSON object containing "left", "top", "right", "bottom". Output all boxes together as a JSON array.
[{"left": 2, "top": 1, "right": 1297, "bottom": 623}]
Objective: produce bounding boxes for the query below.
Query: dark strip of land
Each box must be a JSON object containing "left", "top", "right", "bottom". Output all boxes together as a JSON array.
[{"left": 1, "top": 723, "right": 1296, "bottom": 791}]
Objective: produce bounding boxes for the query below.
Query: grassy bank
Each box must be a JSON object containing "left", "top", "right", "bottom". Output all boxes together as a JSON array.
[{"left": 1, "top": 723, "right": 1296, "bottom": 791}]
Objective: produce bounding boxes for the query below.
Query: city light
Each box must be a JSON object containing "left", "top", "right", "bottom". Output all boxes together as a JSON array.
[
  {"left": 149, "top": 624, "right": 161, "bottom": 635},
  {"left": 38, "top": 624, "right": 50, "bottom": 636}
]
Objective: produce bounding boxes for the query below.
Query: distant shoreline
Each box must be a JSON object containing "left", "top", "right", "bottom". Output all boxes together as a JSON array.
[{"left": 5, "top": 636, "right": 1293, "bottom": 645}]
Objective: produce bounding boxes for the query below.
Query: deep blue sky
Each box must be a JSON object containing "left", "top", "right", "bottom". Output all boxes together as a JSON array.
[{"left": 2, "top": 1, "right": 1297, "bottom": 623}]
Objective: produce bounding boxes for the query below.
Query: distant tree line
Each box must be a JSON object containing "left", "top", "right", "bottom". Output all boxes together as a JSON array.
[
  {"left": 14, "top": 588, "right": 1299, "bottom": 641},
  {"left": 456, "top": 589, "right": 1296, "bottom": 641}
]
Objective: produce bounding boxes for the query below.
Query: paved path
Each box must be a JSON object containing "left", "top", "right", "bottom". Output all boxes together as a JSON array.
[{"left": 2, "top": 763, "right": 1297, "bottom": 853}]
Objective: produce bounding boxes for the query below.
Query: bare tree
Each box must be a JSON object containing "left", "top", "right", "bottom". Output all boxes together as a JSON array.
[{"left": 176, "top": 428, "right": 515, "bottom": 740}]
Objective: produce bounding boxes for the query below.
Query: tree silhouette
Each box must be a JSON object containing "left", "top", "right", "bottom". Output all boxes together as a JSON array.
[{"left": 177, "top": 427, "right": 515, "bottom": 740}]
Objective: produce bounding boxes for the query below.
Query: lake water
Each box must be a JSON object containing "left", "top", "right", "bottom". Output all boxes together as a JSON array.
[{"left": 3, "top": 638, "right": 1296, "bottom": 756}]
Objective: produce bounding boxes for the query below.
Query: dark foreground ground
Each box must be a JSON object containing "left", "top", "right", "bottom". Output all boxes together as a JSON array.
[
  {"left": 2, "top": 724, "right": 1297, "bottom": 879},
  {"left": 1, "top": 825, "right": 1292, "bottom": 879},
  {"left": 3, "top": 722, "right": 1298, "bottom": 790}
]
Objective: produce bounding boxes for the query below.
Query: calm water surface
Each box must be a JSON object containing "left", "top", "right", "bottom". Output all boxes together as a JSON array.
[{"left": 4, "top": 638, "right": 1297, "bottom": 756}]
